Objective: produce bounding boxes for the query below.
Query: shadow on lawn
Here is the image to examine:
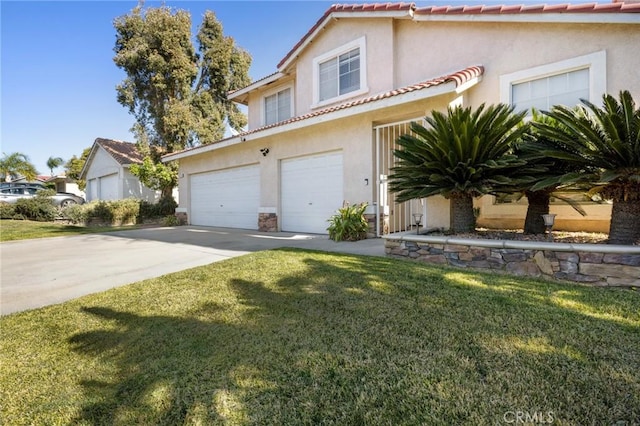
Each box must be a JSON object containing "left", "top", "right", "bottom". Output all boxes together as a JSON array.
[{"left": 68, "top": 249, "right": 640, "bottom": 424}]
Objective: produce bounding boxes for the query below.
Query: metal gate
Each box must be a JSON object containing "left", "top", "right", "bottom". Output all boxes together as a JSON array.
[{"left": 375, "top": 119, "right": 426, "bottom": 236}]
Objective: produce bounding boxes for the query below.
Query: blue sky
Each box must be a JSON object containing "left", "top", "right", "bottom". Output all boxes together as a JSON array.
[{"left": 2, "top": 0, "right": 572, "bottom": 175}]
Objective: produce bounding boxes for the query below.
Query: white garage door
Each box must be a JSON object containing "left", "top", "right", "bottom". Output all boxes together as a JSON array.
[
  {"left": 190, "top": 165, "right": 260, "bottom": 229},
  {"left": 99, "top": 174, "right": 118, "bottom": 200},
  {"left": 281, "top": 151, "right": 343, "bottom": 234}
]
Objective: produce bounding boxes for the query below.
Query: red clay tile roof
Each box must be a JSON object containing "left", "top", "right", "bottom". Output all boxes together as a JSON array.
[
  {"left": 95, "top": 138, "right": 143, "bottom": 165},
  {"left": 241, "top": 65, "right": 484, "bottom": 136},
  {"left": 414, "top": 2, "right": 640, "bottom": 15},
  {"left": 165, "top": 65, "right": 483, "bottom": 160}
]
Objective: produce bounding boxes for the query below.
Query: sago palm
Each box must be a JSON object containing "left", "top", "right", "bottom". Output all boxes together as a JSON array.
[
  {"left": 533, "top": 90, "right": 640, "bottom": 245},
  {"left": 390, "top": 103, "right": 527, "bottom": 233}
]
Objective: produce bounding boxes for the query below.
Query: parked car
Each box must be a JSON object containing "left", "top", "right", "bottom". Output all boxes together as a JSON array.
[{"left": 0, "top": 184, "right": 85, "bottom": 207}]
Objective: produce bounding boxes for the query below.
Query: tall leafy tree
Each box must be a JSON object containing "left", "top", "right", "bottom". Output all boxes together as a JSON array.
[
  {"left": 533, "top": 90, "right": 640, "bottom": 245},
  {"left": 46, "top": 156, "right": 64, "bottom": 176},
  {"left": 65, "top": 148, "right": 91, "bottom": 191},
  {"left": 113, "top": 6, "right": 251, "bottom": 197},
  {"left": 0, "top": 152, "right": 38, "bottom": 182},
  {"left": 390, "top": 104, "right": 528, "bottom": 233}
]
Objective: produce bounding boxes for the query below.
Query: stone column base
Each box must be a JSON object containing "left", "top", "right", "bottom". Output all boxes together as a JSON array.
[
  {"left": 175, "top": 211, "right": 188, "bottom": 225},
  {"left": 259, "top": 213, "right": 278, "bottom": 232}
]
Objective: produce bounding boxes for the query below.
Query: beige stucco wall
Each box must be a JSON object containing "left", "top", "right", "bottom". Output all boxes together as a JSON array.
[{"left": 394, "top": 20, "right": 640, "bottom": 107}]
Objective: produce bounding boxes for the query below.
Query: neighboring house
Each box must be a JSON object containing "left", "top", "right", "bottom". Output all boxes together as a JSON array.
[
  {"left": 41, "top": 175, "right": 85, "bottom": 198},
  {"left": 81, "top": 138, "right": 159, "bottom": 203},
  {"left": 163, "top": 1, "right": 640, "bottom": 235}
]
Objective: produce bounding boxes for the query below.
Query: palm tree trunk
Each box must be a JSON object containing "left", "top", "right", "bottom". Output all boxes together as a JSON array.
[
  {"left": 608, "top": 199, "right": 640, "bottom": 245},
  {"left": 449, "top": 192, "right": 475, "bottom": 233},
  {"left": 524, "top": 190, "right": 551, "bottom": 235}
]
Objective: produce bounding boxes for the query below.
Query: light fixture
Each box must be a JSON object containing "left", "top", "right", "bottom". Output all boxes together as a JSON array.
[
  {"left": 260, "top": 148, "right": 270, "bottom": 156},
  {"left": 412, "top": 213, "right": 423, "bottom": 235},
  {"left": 542, "top": 213, "right": 556, "bottom": 241}
]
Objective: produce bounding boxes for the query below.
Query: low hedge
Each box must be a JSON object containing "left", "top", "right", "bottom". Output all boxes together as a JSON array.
[{"left": 2, "top": 196, "right": 178, "bottom": 226}]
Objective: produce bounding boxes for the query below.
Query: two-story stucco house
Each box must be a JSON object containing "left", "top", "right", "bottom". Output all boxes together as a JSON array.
[{"left": 163, "top": 2, "right": 640, "bottom": 235}]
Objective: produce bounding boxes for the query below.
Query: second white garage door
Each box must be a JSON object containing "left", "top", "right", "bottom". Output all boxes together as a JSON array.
[
  {"left": 281, "top": 151, "right": 343, "bottom": 234},
  {"left": 190, "top": 165, "right": 260, "bottom": 229}
]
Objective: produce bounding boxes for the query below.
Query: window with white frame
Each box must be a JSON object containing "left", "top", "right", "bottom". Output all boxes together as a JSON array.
[
  {"left": 500, "top": 51, "right": 606, "bottom": 113},
  {"left": 264, "top": 87, "right": 292, "bottom": 126},
  {"left": 511, "top": 68, "right": 589, "bottom": 112},
  {"left": 313, "top": 37, "right": 368, "bottom": 106}
]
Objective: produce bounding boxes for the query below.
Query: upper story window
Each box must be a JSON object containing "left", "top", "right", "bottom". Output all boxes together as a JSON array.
[
  {"left": 313, "top": 37, "right": 368, "bottom": 107},
  {"left": 264, "top": 87, "right": 292, "bottom": 126},
  {"left": 500, "top": 51, "right": 606, "bottom": 113},
  {"left": 511, "top": 68, "right": 589, "bottom": 112}
]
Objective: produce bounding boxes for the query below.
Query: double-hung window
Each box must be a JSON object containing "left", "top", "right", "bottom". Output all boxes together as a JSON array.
[
  {"left": 313, "top": 37, "right": 367, "bottom": 106},
  {"left": 500, "top": 51, "right": 606, "bottom": 113},
  {"left": 319, "top": 48, "right": 360, "bottom": 101},
  {"left": 264, "top": 87, "right": 292, "bottom": 126}
]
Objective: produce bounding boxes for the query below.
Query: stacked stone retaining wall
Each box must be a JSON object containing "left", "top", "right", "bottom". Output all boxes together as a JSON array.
[{"left": 384, "top": 234, "right": 640, "bottom": 287}]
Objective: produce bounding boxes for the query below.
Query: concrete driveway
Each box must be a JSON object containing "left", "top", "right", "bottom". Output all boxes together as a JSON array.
[{"left": 0, "top": 226, "right": 384, "bottom": 315}]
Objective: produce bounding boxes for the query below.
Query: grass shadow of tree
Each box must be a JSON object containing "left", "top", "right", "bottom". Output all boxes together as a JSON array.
[{"left": 67, "top": 248, "right": 639, "bottom": 424}]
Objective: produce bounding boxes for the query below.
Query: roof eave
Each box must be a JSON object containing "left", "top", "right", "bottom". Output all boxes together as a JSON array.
[
  {"left": 228, "top": 72, "right": 286, "bottom": 103},
  {"left": 413, "top": 12, "right": 640, "bottom": 24}
]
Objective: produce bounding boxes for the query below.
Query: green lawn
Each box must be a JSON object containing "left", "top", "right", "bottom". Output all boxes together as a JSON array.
[
  {"left": 1, "top": 250, "right": 638, "bottom": 425},
  {"left": 0, "top": 220, "right": 140, "bottom": 241}
]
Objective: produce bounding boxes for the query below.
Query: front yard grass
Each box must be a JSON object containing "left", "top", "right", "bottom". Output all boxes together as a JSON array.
[
  {"left": 1, "top": 249, "right": 638, "bottom": 425},
  {"left": 0, "top": 220, "right": 140, "bottom": 242}
]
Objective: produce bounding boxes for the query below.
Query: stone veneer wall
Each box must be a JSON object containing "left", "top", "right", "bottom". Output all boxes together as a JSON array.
[
  {"left": 258, "top": 213, "right": 278, "bottom": 232},
  {"left": 384, "top": 234, "right": 640, "bottom": 287}
]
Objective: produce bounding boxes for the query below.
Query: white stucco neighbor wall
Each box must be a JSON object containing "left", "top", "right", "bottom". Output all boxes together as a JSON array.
[{"left": 84, "top": 147, "right": 159, "bottom": 202}]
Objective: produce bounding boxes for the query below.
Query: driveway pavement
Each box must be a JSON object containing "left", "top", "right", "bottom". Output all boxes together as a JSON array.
[{"left": 0, "top": 226, "right": 384, "bottom": 315}]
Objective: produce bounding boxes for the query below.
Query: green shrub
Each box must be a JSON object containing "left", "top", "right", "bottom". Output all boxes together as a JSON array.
[
  {"left": 327, "top": 202, "right": 369, "bottom": 242},
  {"left": 61, "top": 204, "right": 89, "bottom": 224},
  {"left": 156, "top": 195, "right": 178, "bottom": 216},
  {"left": 110, "top": 198, "right": 140, "bottom": 225},
  {"left": 163, "top": 215, "right": 179, "bottom": 226},
  {"left": 0, "top": 202, "right": 16, "bottom": 219},
  {"left": 12, "top": 190, "right": 58, "bottom": 222}
]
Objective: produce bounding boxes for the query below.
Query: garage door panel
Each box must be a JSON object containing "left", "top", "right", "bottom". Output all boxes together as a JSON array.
[
  {"left": 99, "top": 174, "right": 118, "bottom": 201},
  {"left": 281, "top": 152, "right": 343, "bottom": 234},
  {"left": 190, "top": 165, "right": 259, "bottom": 229}
]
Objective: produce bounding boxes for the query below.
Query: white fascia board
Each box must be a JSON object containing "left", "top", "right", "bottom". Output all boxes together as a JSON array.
[
  {"left": 164, "top": 81, "right": 458, "bottom": 162},
  {"left": 228, "top": 72, "right": 286, "bottom": 101},
  {"left": 162, "top": 136, "right": 242, "bottom": 162},
  {"left": 413, "top": 14, "right": 640, "bottom": 25}
]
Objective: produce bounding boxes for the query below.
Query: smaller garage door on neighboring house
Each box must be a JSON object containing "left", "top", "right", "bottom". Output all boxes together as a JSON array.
[
  {"left": 190, "top": 164, "right": 260, "bottom": 229},
  {"left": 99, "top": 174, "right": 119, "bottom": 201},
  {"left": 281, "top": 151, "right": 343, "bottom": 234}
]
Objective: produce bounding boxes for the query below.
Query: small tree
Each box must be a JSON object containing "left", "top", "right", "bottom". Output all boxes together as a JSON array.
[
  {"left": 65, "top": 148, "right": 91, "bottom": 191},
  {"left": 533, "top": 90, "right": 640, "bottom": 244},
  {"left": 0, "top": 152, "right": 37, "bottom": 182},
  {"left": 390, "top": 104, "right": 528, "bottom": 233},
  {"left": 46, "top": 156, "right": 64, "bottom": 177}
]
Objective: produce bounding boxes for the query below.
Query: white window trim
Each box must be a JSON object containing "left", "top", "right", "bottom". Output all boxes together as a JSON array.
[
  {"left": 312, "top": 36, "right": 368, "bottom": 108},
  {"left": 500, "top": 50, "right": 606, "bottom": 109},
  {"left": 261, "top": 83, "right": 294, "bottom": 127}
]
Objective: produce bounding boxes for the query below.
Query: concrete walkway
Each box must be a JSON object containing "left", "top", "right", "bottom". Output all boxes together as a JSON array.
[{"left": 0, "top": 226, "right": 384, "bottom": 315}]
